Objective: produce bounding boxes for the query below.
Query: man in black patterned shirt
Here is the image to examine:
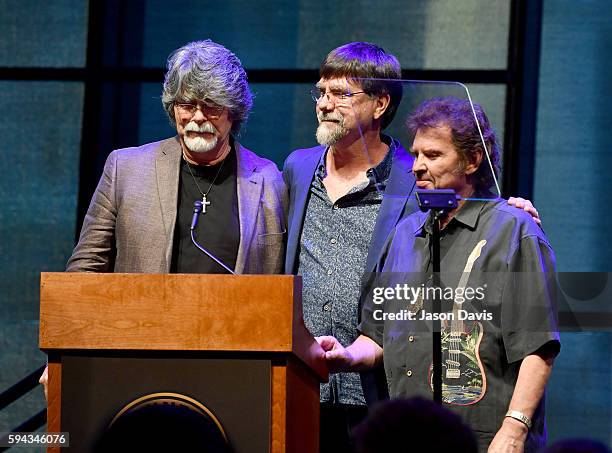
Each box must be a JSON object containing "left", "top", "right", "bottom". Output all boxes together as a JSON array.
[{"left": 317, "top": 97, "right": 558, "bottom": 453}]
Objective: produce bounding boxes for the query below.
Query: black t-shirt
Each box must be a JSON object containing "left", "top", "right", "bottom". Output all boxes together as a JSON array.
[{"left": 170, "top": 147, "right": 240, "bottom": 274}]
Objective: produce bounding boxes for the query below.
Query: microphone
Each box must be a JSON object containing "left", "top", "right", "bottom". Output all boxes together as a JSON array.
[
  {"left": 189, "top": 200, "right": 236, "bottom": 275},
  {"left": 191, "top": 200, "right": 203, "bottom": 230}
]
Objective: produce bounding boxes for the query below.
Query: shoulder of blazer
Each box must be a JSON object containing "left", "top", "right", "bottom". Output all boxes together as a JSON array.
[
  {"left": 282, "top": 145, "right": 325, "bottom": 189},
  {"left": 283, "top": 145, "right": 324, "bottom": 169},
  {"left": 109, "top": 137, "right": 181, "bottom": 163},
  {"left": 234, "top": 141, "right": 284, "bottom": 192}
]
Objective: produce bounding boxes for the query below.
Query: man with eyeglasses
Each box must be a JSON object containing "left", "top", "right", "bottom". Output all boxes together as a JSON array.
[
  {"left": 283, "top": 42, "right": 414, "bottom": 453},
  {"left": 283, "top": 42, "right": 540, "bottom": 453},
  {"left": 40, "top": 41, "right": 286, "bottom": 392},
  {"left": 67, "top": 39, "right": 286, "bottom": 274}
]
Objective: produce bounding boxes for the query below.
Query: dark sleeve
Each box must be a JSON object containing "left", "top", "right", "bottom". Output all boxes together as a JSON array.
[
  {"left": 501, "top": 234, "right": 561, "bottom": 363},
  {"left": 65, "top": 151, "right": 118, "bottom": 272}
]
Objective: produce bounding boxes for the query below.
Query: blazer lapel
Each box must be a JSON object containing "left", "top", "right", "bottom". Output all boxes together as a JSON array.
[
  {"left": 235, "top": 143, "right": 263, "bottom": 274},
  {"left": 364, "top": 145, "right": 417, "bottom": 272},
  {"left": 285, "top": 147, "right": 324, "bottom": 274},
  {"left": 155, "top": 137, "right": 182, "bottom": 270}
]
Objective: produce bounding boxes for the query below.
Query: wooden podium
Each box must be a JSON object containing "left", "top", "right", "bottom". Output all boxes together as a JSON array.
[{"left": 39, "top": 272, "right": 327, "bottom": 452}]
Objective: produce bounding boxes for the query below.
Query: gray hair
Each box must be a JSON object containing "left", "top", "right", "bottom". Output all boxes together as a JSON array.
[{"left": 161, "top": 40, "right": 253, "bottom": 134}]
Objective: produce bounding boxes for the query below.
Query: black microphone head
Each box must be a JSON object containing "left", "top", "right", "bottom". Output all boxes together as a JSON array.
[{"left": 193, "top": 200, "right": 203, "bottom": 213}]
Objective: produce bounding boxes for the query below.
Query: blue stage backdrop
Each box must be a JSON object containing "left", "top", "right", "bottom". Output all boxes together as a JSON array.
[
  {"left": 0, "top": 0, "right": 610, "bottom": 446},
  {"left": 535, "top": 1, "right": 612, "bottom": 443}
]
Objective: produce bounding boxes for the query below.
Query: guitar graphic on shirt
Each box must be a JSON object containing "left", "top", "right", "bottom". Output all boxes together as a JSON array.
[{"left": 428, "top": 240, "right": 487, "bottom": 406}]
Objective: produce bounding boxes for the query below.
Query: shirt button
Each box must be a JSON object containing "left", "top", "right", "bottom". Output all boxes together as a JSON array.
[
  {"left": 330, "top": 238, "right": 337, "bottom": 244},
  {"left": 406, "top": 370, "right": 413, "bottom": 377},
  {"left": 333, "top": 205, "right": 339, "bottom": 210},
  {"left": 323, "top": 303, "right": 331, "bottom": 312},
  {"left": 327, "top": 269, "right": 333, "bottom": 275},
  {"left": 408, "top": 335, "right": 414, "bottom": 342}
]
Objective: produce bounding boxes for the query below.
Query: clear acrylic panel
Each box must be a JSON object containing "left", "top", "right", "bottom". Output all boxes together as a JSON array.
[{"left": 345, "top": 78, "right": 502, "bottom": 204}]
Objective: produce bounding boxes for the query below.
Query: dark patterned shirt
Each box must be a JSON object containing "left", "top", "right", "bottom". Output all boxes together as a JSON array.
[
  {"left": 359, "top": 199, "right": 560, "bottom": 452},
  {"left": 298, "top": 138, "right": 396, "bottom": 405}
]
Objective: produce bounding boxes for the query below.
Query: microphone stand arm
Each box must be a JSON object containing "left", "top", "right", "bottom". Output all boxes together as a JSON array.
[
  {"left": 414, "top": 189, "right": 458, "bottom": 404},
  {"left": 190, "top": 200, "right": 236, "bottom": 275}
]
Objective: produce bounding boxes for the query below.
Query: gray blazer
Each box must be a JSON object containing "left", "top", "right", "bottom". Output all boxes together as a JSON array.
[{"left": 67, "top": 137, "right": 287, "bottom": 274}]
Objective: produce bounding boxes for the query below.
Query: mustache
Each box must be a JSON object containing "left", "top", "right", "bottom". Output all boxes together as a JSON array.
[
  {"left": 414, "top": 171, "right": 432, "bottom": 182},
  {"left": 317, "top": 112, "right": 344, "bottom": 124},
  {"left": 184, "top": 121, "right": 217, "bottom": 134}
]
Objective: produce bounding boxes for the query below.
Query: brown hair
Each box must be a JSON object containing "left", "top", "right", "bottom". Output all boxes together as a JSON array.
[{"left": 407, "top": 96, "right": 500, "bottom": 193}]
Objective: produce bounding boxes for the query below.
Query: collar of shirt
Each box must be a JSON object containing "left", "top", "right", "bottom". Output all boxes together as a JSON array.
[
  {"left": 315, "top": 134, "right": 398, "bottom": 189},
  {"left": 418, "top": 200, "right": 488, "bottom": 236}
]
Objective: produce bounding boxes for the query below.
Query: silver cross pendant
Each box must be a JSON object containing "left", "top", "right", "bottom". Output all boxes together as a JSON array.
[{"left": 202, "top": 194, "right": 211, "bottom": 213}]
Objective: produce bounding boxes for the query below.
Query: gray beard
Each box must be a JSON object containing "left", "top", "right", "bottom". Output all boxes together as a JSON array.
[
  {"left": 315, "top": 122, "right": 348, "bottom": 145},
  {"left": 183, "top": 134, "right": 218, "bottom": 153}
]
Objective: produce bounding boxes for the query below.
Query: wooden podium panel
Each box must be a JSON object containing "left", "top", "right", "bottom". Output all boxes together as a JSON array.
[
  {"left": 60, "top": 355, "right": 271, "bottom": 451},
  {"left": 40, "top": 273, "right": 326, "bottom": 453}
]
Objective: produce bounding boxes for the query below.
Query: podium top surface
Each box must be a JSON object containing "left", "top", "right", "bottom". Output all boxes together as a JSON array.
[{"left": 40, "top": 272, "right": 327, "bottom": 379}]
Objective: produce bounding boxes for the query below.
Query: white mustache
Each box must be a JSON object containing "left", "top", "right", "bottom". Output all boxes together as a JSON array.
[
  {"left": 317, "top": 112, "right": 343, "bottom": 124},
  {"left": 185, "top": 121, "right": 217, "bottom": 134}
]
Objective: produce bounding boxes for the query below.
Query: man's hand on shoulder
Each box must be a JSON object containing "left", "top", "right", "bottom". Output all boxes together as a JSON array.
[{"left": 508, "top": 197, "right": 541, "bottom": 225}]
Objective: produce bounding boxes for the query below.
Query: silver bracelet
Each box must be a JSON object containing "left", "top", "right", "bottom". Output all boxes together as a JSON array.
[{"left": 505, "top": 410, "right": 532, "bottom": 429}]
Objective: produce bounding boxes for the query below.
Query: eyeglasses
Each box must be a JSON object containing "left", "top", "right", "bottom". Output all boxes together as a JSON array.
[
  {"left": 174, "top": 101, "right": 225, "bottom": 119},
  {"left": 310, "top": 88, "right": 368, "bottom": 104}
]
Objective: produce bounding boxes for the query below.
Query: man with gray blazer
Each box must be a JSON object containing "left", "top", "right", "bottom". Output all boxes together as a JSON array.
[
  {"left": 40, "top": 40, "right": 286, "bottom": 392},
  {"left": 67, "top": 40, "right": 286, "bottom": 275}
]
